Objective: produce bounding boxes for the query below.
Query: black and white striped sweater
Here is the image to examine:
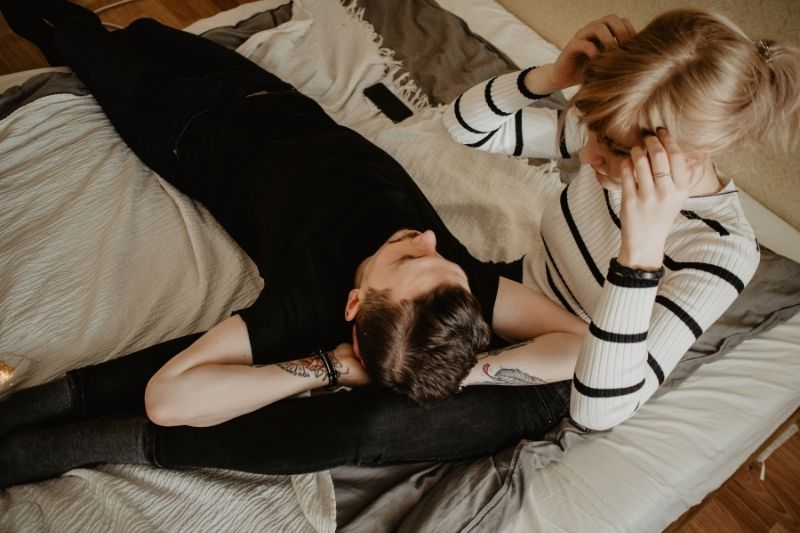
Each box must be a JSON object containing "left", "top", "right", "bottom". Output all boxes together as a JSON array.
[{"left": 443, "top": 69, "right": 760, "bottom": 430}]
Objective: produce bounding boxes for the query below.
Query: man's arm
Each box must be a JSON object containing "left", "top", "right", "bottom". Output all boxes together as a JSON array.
[
  {"left": 145, "top": 315, "right": 366, "bottom": 427},
  {"left": 493, "top": 277, "right": 588, "bottom": 341},
  {"left": 462, "top": 332, "right": 582, "bottom": 387},
  {"left": 462, "top": 278, "right": 586, "bottom": 388}
]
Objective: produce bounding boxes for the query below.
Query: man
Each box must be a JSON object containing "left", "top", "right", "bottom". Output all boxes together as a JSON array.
[{"left": 0, "top": 1, "right": 585, "bottom": 487}]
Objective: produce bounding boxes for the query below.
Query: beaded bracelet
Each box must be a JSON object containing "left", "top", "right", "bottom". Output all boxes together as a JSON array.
[
  {"left": 316, "top": 349, "right": 340, "bottom": 389},
  {"left": 609, "top": 257, "right": 665, "bottom": 281}
]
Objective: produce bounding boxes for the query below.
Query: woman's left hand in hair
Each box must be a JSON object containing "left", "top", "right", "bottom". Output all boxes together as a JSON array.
[
  {"left": 545, "top": 14, "right": 636, "bottom": 91},
  {"left": 617, "top": 129, "right": 692, "bottom": 270}
]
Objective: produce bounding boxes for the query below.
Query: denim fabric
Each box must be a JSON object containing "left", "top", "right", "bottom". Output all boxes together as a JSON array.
[
  {"left": 69, "top": 339, "right": 569, "bottom": 474},
  {"left": 68, "top": 334, "right": 202, "bottom": 419},
  {"left": 152, "top": 382, "right": 570, "bottom": 474}
]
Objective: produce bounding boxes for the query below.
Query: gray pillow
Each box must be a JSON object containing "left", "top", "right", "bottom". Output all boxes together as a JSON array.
[{"left": 664, "top": 246, "right": 800, "bottom": 386}]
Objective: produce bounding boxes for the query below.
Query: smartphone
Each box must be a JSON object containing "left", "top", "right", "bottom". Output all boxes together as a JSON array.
[{"left": 363, "top": 83, "right": 414, "bottom": 123}]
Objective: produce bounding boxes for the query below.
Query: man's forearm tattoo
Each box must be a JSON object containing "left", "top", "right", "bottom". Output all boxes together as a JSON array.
[
  {"left": 480, "top": 340, "right": 534, "bottom": 359},
  {"left": 481, "top": 363, "right": 547, "bottom": 385},
  {"left": 277, "top": 355, "right": 326, "bottom": 379}
]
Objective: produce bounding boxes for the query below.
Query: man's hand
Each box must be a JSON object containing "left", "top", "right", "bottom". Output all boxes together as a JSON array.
[{"left": 331, "top": 343, "right": 370, "bottom": 387}]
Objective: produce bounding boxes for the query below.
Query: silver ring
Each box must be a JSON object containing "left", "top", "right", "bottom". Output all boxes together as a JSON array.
[{"left": 653, "top": 172, "right": 671, "bottom": 179}]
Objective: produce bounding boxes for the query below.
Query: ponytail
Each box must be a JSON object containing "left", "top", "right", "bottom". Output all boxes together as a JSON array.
[{"left": 752, "top": 39, "right": 800, "bottom": 152}]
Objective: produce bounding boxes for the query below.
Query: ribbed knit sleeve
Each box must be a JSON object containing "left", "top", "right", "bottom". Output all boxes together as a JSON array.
[
  {"left": 570, "top": 232, "right": 760, "bottom": 430},
  {"left": 442, "top": 68, "right": 583, "bottom": 159}
]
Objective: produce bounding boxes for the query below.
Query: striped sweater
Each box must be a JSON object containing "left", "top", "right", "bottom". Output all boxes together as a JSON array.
[{"left": 443, "top": 68, "right": 761, "bottom": 430}]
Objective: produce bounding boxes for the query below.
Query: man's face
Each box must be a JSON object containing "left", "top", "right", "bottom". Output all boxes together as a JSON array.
[{"left": 359, "top": 229, "right": 470, "bottom": 301}]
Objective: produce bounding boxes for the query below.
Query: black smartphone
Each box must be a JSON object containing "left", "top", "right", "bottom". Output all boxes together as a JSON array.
[{"left": 363, "top": 83, "right": 414, "bottom": 123}]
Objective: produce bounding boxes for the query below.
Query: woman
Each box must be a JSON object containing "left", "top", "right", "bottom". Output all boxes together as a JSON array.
[{"left": 445, "top": 10, "right": 799, "bottom": 429}]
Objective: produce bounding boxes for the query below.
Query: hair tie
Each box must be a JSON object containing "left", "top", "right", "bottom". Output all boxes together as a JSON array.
[{"left": 756, "top": 39, "right": 774, "bottom": 63}]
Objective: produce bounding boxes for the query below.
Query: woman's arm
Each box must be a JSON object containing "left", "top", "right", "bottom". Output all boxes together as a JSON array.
[
  {"left": 442, "top": 69, "right": 581, "bottom": 158},
  {"left": 443, "top": 15, "right": 634, "bottom": 158},
  {"left": 145, "top": 315, "right": 367, "bottom": 427},
  {"left": 570, "top": 132, "right": 759, "bottom": 431}
]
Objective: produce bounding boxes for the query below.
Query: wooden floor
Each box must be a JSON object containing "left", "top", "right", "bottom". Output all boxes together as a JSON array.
[
  {"left": 1, "top": 1, "right": 799, "bottom": 531},
  {"left": 672, "top": 415, "right": 800, "bottom": 533},
  {"left": 0, "top": 0, "right": 254, "bottom": 75}
]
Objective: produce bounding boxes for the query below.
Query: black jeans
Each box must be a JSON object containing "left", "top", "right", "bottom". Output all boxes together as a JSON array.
[
  {"left": 57, "top": 17, "right": 571, "bottom": 474},
  {"left": 70, "top": 338, "right": 570, "bottom": 473}
]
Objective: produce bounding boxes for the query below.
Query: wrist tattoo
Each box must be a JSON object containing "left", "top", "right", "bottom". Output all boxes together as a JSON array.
[
  {"left": 481, "top": 363, "right": 547, "bottom": 386},
  {"left": 325, "top": 351, "right": 350, "bottom": 376}
]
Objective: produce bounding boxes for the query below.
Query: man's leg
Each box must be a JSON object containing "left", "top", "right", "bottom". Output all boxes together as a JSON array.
[
  {"left": 115, "top": 18, "right": 293, "bottom": 96},
  {"left": 0, "top": 0, "right": 98, "bottom": 64},
  {"left": 50, "top": 12, "right": 300, "bottom": 183},
  {"left": 49, "top": 16, "right": 251, "bottom": 179},
  {"left": 0, "top": 415, "right": 151, "bottom": 487},
  {"left": 152, "top": 382, "right": 572, "bottom": 473},
  {"left": 0, "top": 333, "right": 201, "bottom": 437},
  {"left": 0, "top": 382, "right": 569, "bottom": 487}
]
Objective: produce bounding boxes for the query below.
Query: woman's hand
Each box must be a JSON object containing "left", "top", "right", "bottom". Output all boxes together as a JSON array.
[
  {"left": 618, "top": 129, "right": 692, "bottom": 269},
  {"left": 546, "top": 14, "right": 636, "bottom": 91},
  {"left": 332, "top": 343, "right": 370, "bottom": 387}
]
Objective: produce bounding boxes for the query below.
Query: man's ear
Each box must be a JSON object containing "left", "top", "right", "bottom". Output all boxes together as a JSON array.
[
  {"left": 351, "top": 325, "right": 363, "bottom": 361},
  {"left": 345, "top": 288, "right": 362, "bottom": 322}
]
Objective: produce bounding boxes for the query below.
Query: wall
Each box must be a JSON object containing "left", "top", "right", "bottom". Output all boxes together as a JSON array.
[{"left": 497, "top": 0, "right": 800, "bottom": 232}]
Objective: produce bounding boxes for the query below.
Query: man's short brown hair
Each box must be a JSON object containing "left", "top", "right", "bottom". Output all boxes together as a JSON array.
[{"left": 355, "top": 284, "right": 491, "bottom": 404}]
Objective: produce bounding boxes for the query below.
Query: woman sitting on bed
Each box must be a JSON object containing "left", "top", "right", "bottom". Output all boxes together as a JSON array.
[{"left": 444, "top": 9, "right": 800, "bottom": 430}]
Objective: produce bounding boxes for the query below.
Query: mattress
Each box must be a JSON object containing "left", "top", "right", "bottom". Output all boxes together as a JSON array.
[{"left": 1, "top": 1, "right": 798, "bottom": 532}]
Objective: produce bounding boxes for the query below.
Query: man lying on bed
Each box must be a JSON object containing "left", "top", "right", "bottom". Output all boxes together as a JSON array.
[{"left": 0, "top": 1, "right": 587, "bottom": 487}]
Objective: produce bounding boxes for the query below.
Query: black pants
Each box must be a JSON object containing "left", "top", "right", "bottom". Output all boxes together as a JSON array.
[
  {"left": 71, "top": 336, "right": 570, "bottom": 473},
  {"left": 57, "top": 17, "right": 571, "bottom": 474}
]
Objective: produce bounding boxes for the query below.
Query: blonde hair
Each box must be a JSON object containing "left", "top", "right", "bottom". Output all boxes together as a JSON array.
[{"left": 570, "top": 9, "right": 800, "bottom": 154}]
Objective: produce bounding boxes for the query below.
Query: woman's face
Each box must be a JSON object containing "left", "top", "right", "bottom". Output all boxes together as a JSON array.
[{"left": 579, "top": 130, "right": 632, "bottom": 190}]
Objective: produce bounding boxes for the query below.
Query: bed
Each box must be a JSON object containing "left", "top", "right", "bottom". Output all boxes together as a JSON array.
[{"left": 1, "top": 1, "right": 798, "bottom": 531}]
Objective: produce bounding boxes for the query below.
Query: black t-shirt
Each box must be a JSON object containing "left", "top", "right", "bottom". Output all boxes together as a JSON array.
[{"left": 178, "top": 93, "right": 521, "bottom": 365}]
